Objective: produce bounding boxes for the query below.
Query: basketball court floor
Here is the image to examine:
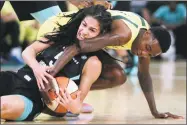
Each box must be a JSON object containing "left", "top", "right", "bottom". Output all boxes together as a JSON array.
[{"left": 1, "top": 60, "right": 186, "bottom": 124}]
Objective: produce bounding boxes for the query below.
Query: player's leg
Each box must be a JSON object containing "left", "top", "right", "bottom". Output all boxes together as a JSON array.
[
  {"left": 80, "top": 56, "right": 102, "bottom": 113},
  {"left": 81, "top": 56, "right": 102, "bottom": 91},
  {"left": 90, "top": 50, "right": 127, "bottom": 90},
  {"left": 0, "top": 71, "right": 43, "bottom": 121},
  {"left": 1, "top": 95, "right": 30, "bottom": 121},
  {"left": 1, "top": 94, "right": 43, "bottom": 121},
  {"left": 80, "top": 52, "right": 126, "bottom": 113},
  {"left": 66, "top": 56, "right": 102, "bottom": 116}
]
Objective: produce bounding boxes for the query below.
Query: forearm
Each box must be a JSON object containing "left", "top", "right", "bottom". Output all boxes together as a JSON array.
[
  {"left": 138, "top": 71, "right": 158, "bottom": 114},
  {"left": 22, "top": 47, "right": 40, "bottom": 69},
  {"left": 79, "top": 33, "right": 125, "bottom": 53},
  {"left": 50, "top": 33, "right": 124, "bottom": 76},
  {"left": 50, "top": 44, "right": 80, "bottom": 76}
]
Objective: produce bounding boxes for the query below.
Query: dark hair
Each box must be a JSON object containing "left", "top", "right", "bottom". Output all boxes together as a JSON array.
[
  {"left": 150, "top": 27, "right": 171, "bottom": 53},
  {"left": 43, "top": 5, "right": 112, "bottom": 46}
]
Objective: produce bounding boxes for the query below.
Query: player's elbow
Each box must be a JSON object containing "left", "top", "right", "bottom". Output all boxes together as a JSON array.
[{"left": 22, "top": 48, "right": 27, "bottom": 60}]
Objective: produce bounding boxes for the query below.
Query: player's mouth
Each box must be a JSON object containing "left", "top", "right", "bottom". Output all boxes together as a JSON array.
[{"left": 77, "top": 33, "right": 85, "bottom": 40}]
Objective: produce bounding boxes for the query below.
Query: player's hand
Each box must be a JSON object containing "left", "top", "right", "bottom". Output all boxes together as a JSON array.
[
  {"left": 71, "top": 0, "right": 112, "bottom": 10},
  {"left": 46, "top": 66, "right": 56, "bottom": 77},
  {"left": 93, "top": 1, "right": 113, "bottom": 9},
  {"left": 152, "top": 112, "right": 184, "bottom": 119},
  {"left": 79, "top": 1, "right": 93, "bottom": 8},
  {"left": 32, "top": 64, "right": 54, "bottom": 90},
  {"left": 69, "top": 0, "right": 93, "bottom": 9},
  {"left": 39, "top": 74, "right": 57, "bottom": 104},
  {"left": 56, "top": 89, "right": 82, "bottom": 114}
]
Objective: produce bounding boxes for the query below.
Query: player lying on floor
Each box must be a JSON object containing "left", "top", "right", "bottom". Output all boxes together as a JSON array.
[{"left": 0, "top": 5, "right": 112, "bottom": 121}]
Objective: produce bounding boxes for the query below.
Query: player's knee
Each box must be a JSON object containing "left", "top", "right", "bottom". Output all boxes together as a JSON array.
[
  {"left": 111, "top": 68, "right": 127, "bottom": 85},
  {"left": 87, "top": 56, "right": 102, "bottom": 71},
  {"left": 0, "top": 95, "right": 29, "bottom": 121},
  {"left": 1, "top": 97, "right": 9, "bottom": 110},
  {"left": 1, "top": 97, "right": 12, "bottom": 116}
]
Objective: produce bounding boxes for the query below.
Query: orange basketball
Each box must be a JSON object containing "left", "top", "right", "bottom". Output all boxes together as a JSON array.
[{"left": 45, "top": 77, "right": 79, "bottom": 115}]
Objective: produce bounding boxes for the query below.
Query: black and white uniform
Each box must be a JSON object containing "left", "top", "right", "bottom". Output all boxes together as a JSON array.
[{"left": 0, "top": 42, "right": 92, "bottom": 120}]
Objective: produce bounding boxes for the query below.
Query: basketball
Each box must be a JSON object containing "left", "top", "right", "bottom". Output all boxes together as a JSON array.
[{"left": 44, "top": 76, "right": 79, "bottom": 115}]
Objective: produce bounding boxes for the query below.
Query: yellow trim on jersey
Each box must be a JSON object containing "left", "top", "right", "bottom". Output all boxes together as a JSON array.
[
  {"left": 106, "top": 10, "right": 150, "bottom": 50},
  {"left": 37, "top": 11, "right": 77, "bottom": 40}
]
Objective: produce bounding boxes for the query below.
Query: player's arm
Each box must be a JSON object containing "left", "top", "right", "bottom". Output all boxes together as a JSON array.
[
  {"left": 68, "top": 0, "right": 93, "bottom": 9},
  {"left": 22, "top": 38, "right": 52, "bottom": 70},
  {"left": 22, "top": 38, "right": 54, "bottom": 89},
  {"left": 50, "top": 20, "right": 131, "bottom": 76},
  {"left": 56, "top": 56, "right": 102, "bottom": 114},
  {"left": 78, "top": 20, "right": 131, "bottom": 52},
  {"left": 68, "top": 0, "right": 112, "bottom": 9},
  {"left": 138, "top": 57, "right": 184, "bottom": 119},
  {"left": 137, "top": 57, "right": 158, "bottom": 116}
]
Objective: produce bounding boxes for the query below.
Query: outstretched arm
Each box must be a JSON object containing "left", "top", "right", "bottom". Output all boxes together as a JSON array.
[
  {"left": 50, "top": 20, "right": 131, "bottom": 76},
  {"left": 138, "top": 57, "right": 183, "bottom": 119}
]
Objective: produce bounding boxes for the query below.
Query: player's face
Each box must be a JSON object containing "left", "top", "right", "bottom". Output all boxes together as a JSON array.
[
  {"left": 132, "top": 30, "right": 162, "bottom": 57},
  {"left": 77, "top": 16, "right": 101, "bottom": 41}
]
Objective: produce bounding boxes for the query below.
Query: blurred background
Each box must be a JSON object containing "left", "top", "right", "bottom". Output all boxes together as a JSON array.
[{"left": 0, "top": 1, "right": 186, "bottom": 76}]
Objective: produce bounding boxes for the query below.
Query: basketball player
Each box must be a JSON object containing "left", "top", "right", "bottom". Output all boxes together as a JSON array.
[
  {"left": 39, "top": 7, "right": 183, "bottom": 119},
  {"left": 0, "top": 5, "right": 112, "bottom": 121}
]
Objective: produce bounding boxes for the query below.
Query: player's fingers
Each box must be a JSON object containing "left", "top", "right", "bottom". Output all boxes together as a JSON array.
[
  {"left": 45, "top": 66, "right": 53, "bottom": 73},
  {"left": 56, "top": 97, "right": 66, "bottom": 107},
  {"left": 166, "top": 112, "right": 184, "bottom": 119},
  {"left": 65, "top": 89, "right": 72, "bottom": 101},
  {"left": 39, "top": 78, "right": 45, "bottom": 90},
  {"left": 86, "top": 1, "right": 92, "bottom": 6},
  {"left": 42, "top": 75, "right": 49, "bottom": 85},
  {"left": 44, "top": 72, "right": 54, "bottom": 80},
  {"left": 110, "top": 3, "right": 113, "bottom": 9},
  {"left": 57, "top": 93, "right": 65, "bottom": 103},
  {"left": 173, "top": 116, "right": 184, "bottom": 119},
  {"left": 108, "top": 2, "right": 113, "bottom": 9},
  {"left": 83, "top": 1, "right": 89, "bottom": 7},
  {"left": 61, "top": 89, "right": 69, "bottom": 102},
  {"left": 76, "top": 91, "right": 81, "bottom": 99},
  {"left": 104, "top": 1, "right": 111, "bottom": 9},
  {"left": 105, "top": 2, "right": 112, "bottom": 9}
]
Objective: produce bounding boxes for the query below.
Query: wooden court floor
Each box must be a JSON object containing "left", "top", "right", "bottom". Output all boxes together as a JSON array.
[{"left": 1, "top": 60, "right": 186, "bottom": 124}]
